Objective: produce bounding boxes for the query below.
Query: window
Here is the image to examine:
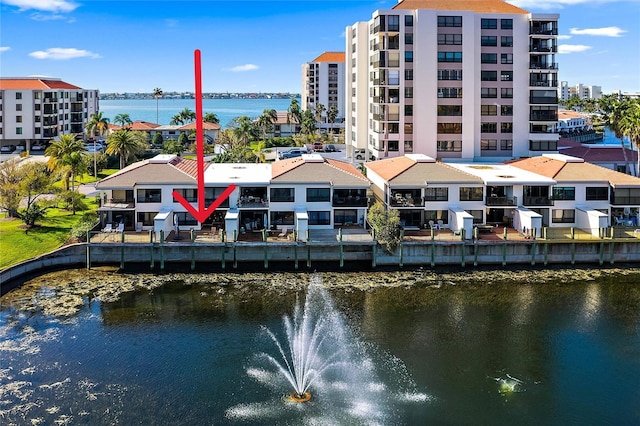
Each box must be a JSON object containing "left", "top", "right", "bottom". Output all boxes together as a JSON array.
[
  {"left": 405, "top": 69, "right": 413, "bottom": 80},
  {"left": 334, "top": 209, "right": 357, "bottom": 225},
  {"left": 481, "top": 71, "right": 497, "bottom": 81},
  {"left": 501, "top": 88, "right": 513, "bottom": 98},
  {"left": 481, "top": 53, "right": 497, "bottom": 64},
  {"left": 405, "top": 105, "right": 413, "bottom": 116},
  {"left": 481, "top": 19, "right": 497, "bottom": 29},
  {"left": 481, "top": 88, "right": 497, "bottom": 98},
  {"left": 404, "top": 123, "right": 413, "bottom": 134},
  {"left": 404, "top": 87, "right": 413, "bottom": 98},
  {"left": 500, "top": 71, "right": 514, "bottom": 82},
  {"left": 437, "top": 87, "right": 462, "bottom": 98},
  {"left": 16, "top": 92, "right": 22, "bottom": 100},
  {"left": 553, "top": 187, "right": 576, "bottom": 201},
  {"left": 424, "top": 187, "right": 448, "bottom": 201},
  {"left": 481, "top": 105, "right": 497, "bottom": 115},
  {"left": 16, "top": 104, "right": 22, "bottom": 111},
  {"left": 438, "top": 69, "right": 462, "bottom": 80},
  {"left": 481, "top": 139, "right": 497, "bottom": 150},
  {"left": 137, "top": 189, "right": 162, "bottom": 203},
  {"left": 500, "top": 139, "right": 513, "bottom": 150},
  {"left": 466, "top": 210, "right": 484, "bottom": 224},
  {"left": 437, "top": 123, "right": 462, "bottom": 134},
  {"left": 405, "top": 33, "right": 413, "bottom": 44},
  {"left": 438, "top": 52, "right": 462, "bottom": 62},
  {"left": 438, "top": 16, "right": 462, "bottom": 27},
  {"left": 481, "top": 122, "right": 497, "bottom": 133},
  {"left": 501, "top": 19, "right": 513, "bottom": 29},
  {"left": 175, "top": 212, "right": 198, "bottom": 226},
  {"left": 501, "top": 36, "right": 513, "bottom": 47},
  {"left": 405, "top": 15, "right": 413, "bottom": 26},
  {"left": 586, "top": 187, "right": 608, "bottom": 200},
  {"left": 425, "top": 210, "right": 449, "bottom": 224},
  {"left": 501, "top": 105, "right": 513, "bottom": 116},
  {"left": 16, "top": 116, "right": 22, "bottom": 123},
  {"left": 437, "top": 140, "right": 462, "bottom": 152},
  {"left": 405, "top": 51, "right": 413, "bottom": 62},
  {"left": 308, "top": 211, "right": 331, "bottom": 225},
  {"left": 35, "top": 127, "right": 41, "bottom": 134},
  {"left": 481, "top": 36, "right": 497, "bottom": 46},
  {"left": 404, "top": 140, "right": 413, "bottom": 152},
  {"left": 501, "top": 122, "right": 513, "bottom": 133},
  {"left": 529, "top": 140, "right": 558, "bottom": 151},
  {"left": 16, "top": 127, "right": 22, "bottom": 135},
  {"left": 137, "top": 212, "right": 158, "bottom": 227},
  {"left": 438, "top": 105, "right": 463, "bottom": 116},
  {"left": 460, "top": 187, "right": 484, "bottom": 201},
  {"left": 307, "top": 188, "right": 330, "bottom": 202},
  {"left": 438, "top": 34, "right": 463, "bottom": 45},
  {"left": 501, "top": 53, "right": 513, "bottom": 64},
  {"left": 270, "top": 211, "right": 295, "bottom": 225},
  {"left": 552, "top": 209, "right": 575, "bottom": 223},
  {"left": 173, "top": 188, "right": 197, "bottom": 202},
  {"left": 388, "top": 15, "right": 399, "bottom": 31},
  {"left": 270, "top": 188, "right": 295, "bottom": 202}
]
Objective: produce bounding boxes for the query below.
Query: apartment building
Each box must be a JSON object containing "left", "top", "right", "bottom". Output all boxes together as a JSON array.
[
  {"left": 558, "top": 81, "right": 602, "bottom": 102},
  {"left": 0, "top": 77, "right": 99, "bottom": 152},
  {"left": 301, "top": 52, "right": 346, "bottom": 134},
  {"left": 345, "top": 0, "right": 559, "bottom": 162}
]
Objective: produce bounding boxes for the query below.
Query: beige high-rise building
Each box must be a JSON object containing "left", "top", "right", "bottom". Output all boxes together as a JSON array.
[
  {"left": 0, "top": 77, "right": 99, "bottom": 152},
  {"left": 345, "top": 0, "right": 559, "bottom": 162},
  {"left": 301, "top": 52, "right": 346, "bottom": 134}
]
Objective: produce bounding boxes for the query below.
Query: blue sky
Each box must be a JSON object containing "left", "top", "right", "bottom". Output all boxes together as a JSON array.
[{"left": 1, "top": 0, "right": 639, "bottom": 94}]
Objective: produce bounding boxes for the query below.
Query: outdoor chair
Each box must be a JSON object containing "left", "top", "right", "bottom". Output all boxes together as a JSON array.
[
  {"left": 102, "top": 223, "right": 113, "bottom": 233},
  {"left": 278, "top": 227, "right": 288, "bottom": 238},
  {"left": 116, "top": 223, "right": 125, "bottom": 233}
]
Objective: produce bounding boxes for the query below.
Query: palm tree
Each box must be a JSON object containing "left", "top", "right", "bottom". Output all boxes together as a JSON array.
[
  {"left": 287, "top": 98, "right": 302, "bottom": 135},
  {"left": 203, "top": 112, "right": 219, "bottom": 124},
  {"left": 596, "top": 95, "right": 632, "bottom": 174},
  {"left": 45, "top": 134, "right": 86, "bottom": 190},
  {"left": 327, "top": 105, "right": 339, "bottom": 134},
  {"left": 618, "top": 99, "right": 640, "bottom": 176},
  {"left": 113, "top": 113, "right": 133, "bottom": 129},
  {"left": 314, "top": 103, "right": 326, "bottom": 131},
  {"left": 170, "top": 107, "right": 196, "bottom": 125},
  {"left": 300, "top": 109, "right": 316, "bottom": 137},
  {"left": 256, "top": 108, "right": 277, "bottom": 141},
  {"left": 106, "top": 130, "right": 147, "bottom": 169},
  {"left": 153, "top": 88, "right": 163, "bottom": 124},
  {"left": 86, "top": 112, "right": 110, "bottom": 179},
  {"left": 230, "top": 115, "right": 257, "bottom": 145}
]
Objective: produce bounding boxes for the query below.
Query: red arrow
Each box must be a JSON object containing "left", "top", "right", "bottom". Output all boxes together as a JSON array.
[{"left": 172, "top": 50, "right": 235, "bottom": 223}]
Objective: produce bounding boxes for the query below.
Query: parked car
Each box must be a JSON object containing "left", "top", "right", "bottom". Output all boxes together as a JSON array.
[
  {"left": 30, "top": 143, "right": 46, "bottom": 151},
  {"left": 84, "top": 143, "right": 104, "bottom": 153},
  {"left": 354, "top": 149, "right": 366, "bottom": 160},
  {"left": 312, "top": 142, "right": 324, "bottom": 152},
  {"left": 324, "top": 144, "right": 338, "bottom": 152},
  {"left": 0, "top": 145, "right": 16, "bottom": 153},
  {"left": 279, "top": 148, "right": 307, "bottom": 160}
]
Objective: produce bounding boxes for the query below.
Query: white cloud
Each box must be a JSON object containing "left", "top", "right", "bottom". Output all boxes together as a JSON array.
[
  {"left": 0, "top": 46, "right": 10, "bottom": 52},
  {"left": 29, "top": 47, "right": 101, "bottom": 60},
  {"left": 2, "top": 0, "right": 78, "bottom": 13},
  {"left": 30, "top": 13, "right": 74, "bottom": 22},
  {"left": 558, "top": 44, "right": 592, "bottom": 54},
  {"left": 557, "top": 35, "right": 572, "bottom": 40},
  {"left": 226, "top": 64, "right": 259, "bottom": 72},
  {"left": 570, "top": 26, "right": 626, "bottom": 37}
]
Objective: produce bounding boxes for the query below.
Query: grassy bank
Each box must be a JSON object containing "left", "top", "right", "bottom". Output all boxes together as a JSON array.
[{"left": 0, "top": 200, "right": 98, "bottom": 270}]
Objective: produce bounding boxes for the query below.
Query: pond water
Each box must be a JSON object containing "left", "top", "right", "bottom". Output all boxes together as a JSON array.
[{"left": 1, "top": 268, "right": 639, "bottom": 425}]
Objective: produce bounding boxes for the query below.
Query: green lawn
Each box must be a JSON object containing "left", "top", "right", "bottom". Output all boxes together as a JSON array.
[{"left": 0, "top": 199, "right": 98, "bottom": 270}]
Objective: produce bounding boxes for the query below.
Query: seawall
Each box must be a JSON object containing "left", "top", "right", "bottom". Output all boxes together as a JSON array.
[{"left": 2, "top": 240, "right": 639, "bottom": 294}]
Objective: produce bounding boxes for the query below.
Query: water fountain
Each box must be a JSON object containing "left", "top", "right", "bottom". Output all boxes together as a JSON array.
[{"left": 227, "top": 276, "right": 428, "bottom": 423}]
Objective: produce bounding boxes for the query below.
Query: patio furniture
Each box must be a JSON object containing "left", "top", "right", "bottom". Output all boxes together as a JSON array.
[
  {"left": 102, "top": 223, "right": 114, "bottom": 233},
  {"left": 278, "top": 227, "right": 288, "bottom": 238},
  {"left": 116, "top": 223, "right": 125, "bottom": 233}
]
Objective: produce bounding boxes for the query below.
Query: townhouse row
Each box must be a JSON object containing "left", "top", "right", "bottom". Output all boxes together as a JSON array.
[{"left": 95, "top": 153, "right": 640, "bottom": 241}]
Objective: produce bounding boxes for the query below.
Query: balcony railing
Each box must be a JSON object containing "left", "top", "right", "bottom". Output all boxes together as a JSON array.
[
  {"left": 102, "top": 199, "right": 135, "bottom": 209},
  {"left": 529, "top": 63, "right": 558, "bottom": 70},
  {"left": 486, "top": 196, "right": 517, "bottom": 206},
  {"left": 530, "top": 80, "right": 558, "bottom": 87},
  {"left": 611, "top": 196, "right": 640, "bottom": 205},
  {"left": 523, "top": 197, "right": 554, "bottom": 206}
]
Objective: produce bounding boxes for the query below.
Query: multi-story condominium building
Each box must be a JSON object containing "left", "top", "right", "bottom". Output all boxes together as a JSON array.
[
  {"left": 345, "top": 0, "right": 559, "bottom": 162},
  {"left": 558, "top": 81, "right": 602, "bottom": 102},
  {"left": 301, "top": 52, "right": 346, "bottom": 134},
  {"left": 0, "top": 77, "right": 99, "bottom": 152}
]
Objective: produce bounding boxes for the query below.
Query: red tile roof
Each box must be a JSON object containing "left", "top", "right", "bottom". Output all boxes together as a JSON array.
[
  {"left": 110, "top": 120, "right": 160, "bottom": 131},
  {"left": 179, "top": 122, "right": 221, "bottom": 131},
  {"left": 392, "top": 0, "right": 528, "bottom": 14},
  {"left": 0, "top": 78, "right": 82, "bottom": 90},
  {"left": 170, "top": 156, "right": 202, "bottom": 179},
  {"left": 312, "top": 52, "right": 345, "bottom": 63}
]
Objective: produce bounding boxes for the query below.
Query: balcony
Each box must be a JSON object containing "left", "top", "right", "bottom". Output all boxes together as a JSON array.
[
  {"left": 529, "top": 63, "right": 558, "bottom": 70},
  {"left": 333, "top": 189, "right": 368, "bottom": 207},
  {"left": 486, "top": 196, "right": 517, "bottom": 206},
  {"left": 102, "top": 199, "right": 135, "bottom": 209},
  {"left": 530, "top": 112, "right": 558, "bottom": 121},
  {"left": 611, "top": 196, "right": 640, "bottom": 205},
  {"left": 390, "top": 191, "right": 423, "bottom": 207},
  {"left": 529, "top": 45, "right": 556, "bottom": 53},
  {"left": 530, "top": 79, "right": 558, "bottom": 87},
  {"left": 523, "top": 197, "right": 554, "bottom": 206},
  {"left": 237, "top": 196, "right": 266, "bottom": 208}
]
